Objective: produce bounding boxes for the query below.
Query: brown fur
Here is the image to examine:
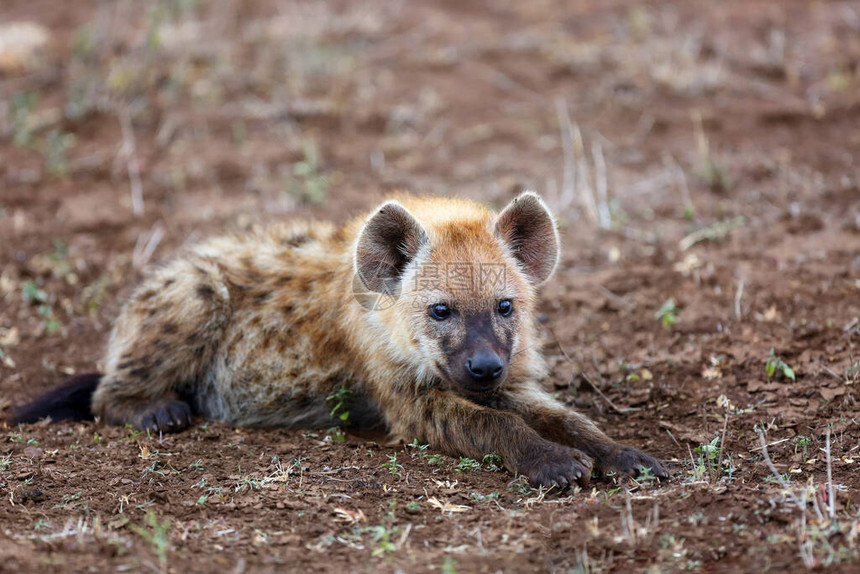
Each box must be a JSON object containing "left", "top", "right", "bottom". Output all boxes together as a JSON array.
[{"left": 64, "top": 193, "right": 665, "bottom": 486}]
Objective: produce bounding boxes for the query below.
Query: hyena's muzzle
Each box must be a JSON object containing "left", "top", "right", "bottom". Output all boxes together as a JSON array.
[{"left": 444, "top": 312, "right": 512, "bottom": 394}]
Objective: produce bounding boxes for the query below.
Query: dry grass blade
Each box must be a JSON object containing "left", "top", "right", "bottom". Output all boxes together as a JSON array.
[
  {"left": 734, "top": 277, "right": 744, "bottom": 320},
  {"left": 826, "top": 429, "right": 835, "bottom": 520},
  {"left": 554, "top": 97, "right": 610, "bottom": 228},
  {"left": 427, "top": 497, "right": 470, "bottom": 514},
  {"left": 132, "top": 222, "right": 165, "bottom": 270},
  {"left": 333, "top": 506, "right": 367, "bottom": 525},
  {"left": 118, "top": 108, "right": 144, "bottom": 217}
]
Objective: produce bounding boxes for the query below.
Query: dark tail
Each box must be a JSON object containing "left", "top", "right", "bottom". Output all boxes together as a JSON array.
[{"left": 7, "top": 373, "right": 101, "bottom": 424}]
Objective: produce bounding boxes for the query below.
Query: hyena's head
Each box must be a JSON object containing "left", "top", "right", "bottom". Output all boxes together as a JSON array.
[{"left": 354, "top": 192, "right": 559, "bottom": 395}]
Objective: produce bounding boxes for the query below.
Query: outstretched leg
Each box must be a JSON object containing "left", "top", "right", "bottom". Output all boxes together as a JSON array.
[
  {"left": 496, "top": 382, "right": 668, "bottom": 479},
  {"left": 378, "top": 387, "right": 595, "bottom": 488},
  {"left": 92, "top": 258, "right": 230, "bottom": 432}
]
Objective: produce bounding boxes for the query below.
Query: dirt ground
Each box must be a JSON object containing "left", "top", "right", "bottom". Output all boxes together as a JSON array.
[{"left": 1, "top": 0, "right": 860, "bottom": 572}]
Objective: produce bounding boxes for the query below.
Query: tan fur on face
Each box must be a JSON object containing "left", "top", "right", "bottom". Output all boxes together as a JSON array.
[{"left": 87, "top": 192, "right": 667, "bottom": 487}]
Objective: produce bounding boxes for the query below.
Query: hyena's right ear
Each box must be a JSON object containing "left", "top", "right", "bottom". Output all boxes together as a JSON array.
[
  {"left": 355, "top": 201, "right": 429, "bottom": 293},
  {"left": 494, "top": 191, "right": 560, "bottom": 286}
]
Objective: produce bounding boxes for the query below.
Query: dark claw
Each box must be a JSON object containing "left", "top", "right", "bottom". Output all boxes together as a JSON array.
[
  {"left": 141, "top": 413, "right": 157, "bottom": 432},
  {"left": 134, "top": 400, "right": 193, "bottom": 434},
  {"left": 518, "top": 441, "right": 594, "bottom": 489},
  {"left": 603, "top": 446, "right": 670, "bottom": 480}
]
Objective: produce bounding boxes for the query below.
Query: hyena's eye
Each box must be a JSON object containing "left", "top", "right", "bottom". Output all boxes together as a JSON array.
[
  {"left": 429, "top": 303, "right": 452, "bottom": 321},
  {"left": 498, "top": 299, "right": 513, "bottom": 317}
]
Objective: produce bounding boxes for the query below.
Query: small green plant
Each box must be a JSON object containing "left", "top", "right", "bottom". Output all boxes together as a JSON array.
[
  {"left": 655, "top": 298, "right": 679, "bottom": 330},
  {"left": 688, "top": 511, "right": 706, "bottom": 525},
  {"left": 53, "top": 492, "right": 83, "bottom": 510},
  {"left": 766, "top": 349, "right": 796, "bottom": 381},
  {"left": 694, "top": 435, "right": 720, "bottom": 460},
  {"left": 122, "top": 423, "right": 145, "bottom": 441},
  {"left": 846, "top": 360, "right": 860, "bottom": 384},
  {"left": 793, "top": 435, "right": 812, "bottom": 462},
  {"left": 470, "top": 491, "right": 500, "bottom": 503},
  {"left": 380, "top": 453, "right": 404, "bottom": 478},
  {"left": 37, "top": 304, "right": 60, "bottom": 334},
  {"left": 42, "top": 129, "right": 75, "bottom": 178},
  {"left": 763, "top": 471, "right": 793, "bottom": 485},
  {"left": 326, "top": 387, "right": 353, "bottom": 427},
  {"left": 682, "top": 205, "right": 696, "bottom": 220},
  {"left": 196, "top": 486, "right": 223, "bottom": 505},
  {"left": 93, "top": 432, "right": 102, "bottom": 444},
  {"left": 689, "top": 435, "right": 722, "bottom": 483},
  {"left": 441, "top": 557, "right": 458, "bottom": 574},
  {"left": 236, "top": 477, "right": 262, "bottom": 492},
  {"left": 455, "top": 457, "right": 481, "bottom": 473},
  {"left": 367, "top": 524, "right": 398, "bottom": 557},
  {"left": 21, "top": 281, "right": 59, "bottom": 333},
  {"left": 10, "top": 91, "right": 40, "bottom": 147},
  {"left": 21, "top": 281, "right": 48, "bottom": 304},
  {"left": 327, "top": 427, "right": 346, "bottom": 443},
  {"left": 287, "top": 138, "right": 329, "bottom": 204},
  {"left": 129, "top": 511, "right": 171, "bottom": 574},
  {"left": 507, "top": 476, "right": 533, "bottom": 496},
  {"left": 636, "top": 465, "right": 659, "bottom": 485},
  {"left": 82, "top": 273, "right": 111, "bottom": 313},
  {"left": 408, "top": 439, "right": 430, "bottom": 458},
  {"left": 426, "top": 453, "right": 445, "bottom": 466},
  {"left": 48, "top": 240, "right": 73, "bottom": 278},
  {"left": 482, "top": 453, "right": 504, "bottom": 472}
]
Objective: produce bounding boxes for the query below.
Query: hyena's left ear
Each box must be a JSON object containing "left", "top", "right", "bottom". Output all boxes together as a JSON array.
[
  {"left": 355, "top": 200, "right": 429, "bottom": 293},
  {"left": 493, "top": 191, "right": 560, "bottom": 285}
]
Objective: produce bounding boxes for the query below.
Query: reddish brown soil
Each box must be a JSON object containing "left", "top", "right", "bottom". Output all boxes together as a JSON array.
[{"left": 2, "top": 1, "right": 860, "bottom": 572}]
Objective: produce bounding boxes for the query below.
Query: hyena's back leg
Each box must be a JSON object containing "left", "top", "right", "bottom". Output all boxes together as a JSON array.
[{"left": 91, "top": 258, "right": 230, "bottom": 432}]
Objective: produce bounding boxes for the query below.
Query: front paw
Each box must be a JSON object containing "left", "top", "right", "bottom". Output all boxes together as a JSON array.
[
  {"left": 601, "top": 445, "right": 668, "bottom": 480},
  {"left": 517, "top": 441, "right": 594, "bottom": 488}
]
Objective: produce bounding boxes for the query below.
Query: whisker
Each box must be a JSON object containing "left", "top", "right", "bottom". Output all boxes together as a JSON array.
[{"left": 511, "top": 341, "right": 541, "bottom": 357}]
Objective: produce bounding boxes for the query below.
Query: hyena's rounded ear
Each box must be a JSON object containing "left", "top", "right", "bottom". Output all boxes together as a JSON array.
[
  {"left": 354, "top": 200, "right": 429, "bottom": 293},
  {"left": 493, "top": 191, "right": 560, "bottom": 285}
]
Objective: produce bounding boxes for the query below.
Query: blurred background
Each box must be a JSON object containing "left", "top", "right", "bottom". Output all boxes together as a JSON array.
[
  {"left": 2, "top": 1, "right": 858, "bottom": 250},
  {"left": 2, "top": 2, "right": 860, "bottom": 571}
]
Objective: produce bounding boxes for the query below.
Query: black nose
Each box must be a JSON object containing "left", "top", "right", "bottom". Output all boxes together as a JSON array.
[{"left": 465, "top": 350, "right": 504, "bottom": 382}]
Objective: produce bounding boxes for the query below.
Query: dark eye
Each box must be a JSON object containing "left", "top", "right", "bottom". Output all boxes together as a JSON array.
[
  {"left": 498, "top": 299, "right": 513, "bottom": 317},
  {"left": 430, "top": 303, "right": 452, "bottom": 321}
]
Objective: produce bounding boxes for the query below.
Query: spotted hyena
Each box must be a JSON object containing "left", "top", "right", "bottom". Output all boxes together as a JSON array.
[{"left": 10, "top": 192, "right": 667, "bottom": 487}]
